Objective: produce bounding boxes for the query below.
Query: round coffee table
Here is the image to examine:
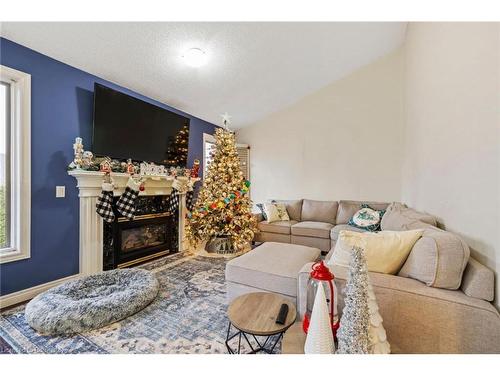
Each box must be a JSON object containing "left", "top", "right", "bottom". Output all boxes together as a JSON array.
[{"left": 225, "top": 292, "right": 297, "bottom": 354}]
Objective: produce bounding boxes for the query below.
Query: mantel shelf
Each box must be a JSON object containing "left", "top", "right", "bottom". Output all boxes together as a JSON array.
[{"left": 68, "top": 169, "right": 200, "bottom": 197}]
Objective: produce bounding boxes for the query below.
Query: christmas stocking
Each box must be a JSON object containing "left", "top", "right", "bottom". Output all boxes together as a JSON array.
[
  {"left": 116, "top": 177, "right": 141, "bottom": 220},
  {"left": 186, "top": 190, "right": 195, "bottom": 212},
  {"left": 167, "top": 188, "right": 180, "bottom": 215},
  {"left": 96, "top": 181, "right": 115, "bottom": 223}
]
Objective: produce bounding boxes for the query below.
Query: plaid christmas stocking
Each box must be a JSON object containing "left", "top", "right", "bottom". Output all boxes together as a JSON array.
[
  {"left": 116, "top": 178, "right": 141, "bottom": 220},
  {"left": 186, "top": 190, "right": 195, "bottom": 212},
  {"left": 96, "top": 182, "right": 115, "bottom": 223},
  {"left": 167, "top": 188, "right": 180, "bottom": 215}
]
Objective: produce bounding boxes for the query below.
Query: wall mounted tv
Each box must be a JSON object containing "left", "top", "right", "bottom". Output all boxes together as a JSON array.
[{"left": 92, "top": 83, "right": 190, "bottom": 167}]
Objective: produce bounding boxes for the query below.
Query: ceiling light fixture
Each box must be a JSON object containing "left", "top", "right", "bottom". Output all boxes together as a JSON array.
[{"left": 182, "top": 48, "right": 207, "bottom": 67}]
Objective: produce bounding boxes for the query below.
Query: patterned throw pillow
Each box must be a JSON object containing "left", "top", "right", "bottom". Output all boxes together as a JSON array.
[
  {"left": 348, "top": 204, "right": 386, "bottom": 231},
  {"left": 262, "top": 202, "right": 290, "bottom": 223},
  {"left": 256, "top": 203, "right": 268, "bottom": 221}
]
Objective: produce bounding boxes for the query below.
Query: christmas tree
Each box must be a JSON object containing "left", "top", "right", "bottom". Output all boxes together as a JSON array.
[
  {"left": 367, "top": 280, "right": 391, "bottom": 354},
  {"left": 163, "top": 123, "right": 189, "bottom": 167},
  {"left": 185, "top": 123, "right": 256, "bottom": 251},
  {"left": 337, "top": 245, "right": 370, "bottom": 354}
]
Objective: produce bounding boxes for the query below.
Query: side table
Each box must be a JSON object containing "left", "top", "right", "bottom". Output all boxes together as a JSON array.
[{"left": 226, "top": 292, "right": 296, "bottom": 354}]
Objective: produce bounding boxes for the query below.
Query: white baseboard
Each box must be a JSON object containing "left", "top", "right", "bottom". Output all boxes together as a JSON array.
[{"left": 0, "top": 274, "right": 81, "bottom": 309}]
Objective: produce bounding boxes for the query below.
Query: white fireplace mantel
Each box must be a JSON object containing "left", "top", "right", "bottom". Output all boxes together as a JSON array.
[{"left": 68, "top": 170, "right": 199, "bottom": 276}]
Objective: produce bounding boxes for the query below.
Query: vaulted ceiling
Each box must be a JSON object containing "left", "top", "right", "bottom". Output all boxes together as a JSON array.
[{"left": 0, "top": 22, "right": 406, "bottom": 128}]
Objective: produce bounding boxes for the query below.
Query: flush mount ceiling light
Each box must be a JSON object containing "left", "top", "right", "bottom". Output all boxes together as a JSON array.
[{"left": 182, "top": 48, "right": 208, "bottom": 67}]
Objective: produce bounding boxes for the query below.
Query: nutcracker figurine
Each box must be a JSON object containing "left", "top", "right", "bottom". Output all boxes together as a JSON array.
[
  {"left": 73, "top": 137, "right": 84, "bottom": 168},
  {"left": 190, "top": 159, "right": 200, "bottom": 178}
]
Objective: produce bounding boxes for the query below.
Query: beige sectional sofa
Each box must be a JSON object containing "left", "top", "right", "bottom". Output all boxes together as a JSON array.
[
  {"left": 254, "top": 199, "right": 389, "bottom": 253},
  {"left": 250, "top": 199, "right": 500, "bottom": 353}
]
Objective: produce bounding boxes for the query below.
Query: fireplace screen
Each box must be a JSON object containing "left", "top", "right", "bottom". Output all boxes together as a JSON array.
[{"left": 121, "top": 223, "right": 167, "bottom": 253}]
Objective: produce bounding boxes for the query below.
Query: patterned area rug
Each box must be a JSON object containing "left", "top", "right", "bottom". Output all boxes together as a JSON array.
[{"left": 0, "top": 252, "right": 255, "bottom": 354}]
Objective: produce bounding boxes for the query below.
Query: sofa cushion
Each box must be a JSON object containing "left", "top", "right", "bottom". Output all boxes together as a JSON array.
[
  {"left": 262, "top": 202, "right": 290, "bottom": 223},
  {"left": 301, "top": 199, "right": 338, "bottom": 225},
  {"left": 258, "top": 220, "right": 298, "bottom": 235},
  {"left": 329, "top": 230, "right": 423, "bottom": 275},
  {"left": 270, "top": 199, "right": 303, "bottom": 222},
  {"left": 398, "top": 227, "right": 470, "bottom": 290},
  {"left": 348, "top": 204, "right": 386, "bottom": 231},
  {"left": 291, "top": 221, "right": 333, "bottom": 239},
  {"left": 461, "top": 258, "right": 495, "bottom": 301},
  {"left": 330, "top": 224, "right": 367, "bottom": 241},
  {"left": 381, "top": 202, "right": 437, "bottom": 231},
  {"left": 336, "top": 200, "right": 389, "bottom": 224},
  {"left": 225, "top": 242, "right": 321, "bottom": 297}
]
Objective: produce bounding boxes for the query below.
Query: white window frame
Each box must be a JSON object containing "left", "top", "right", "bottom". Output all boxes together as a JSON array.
[
  {"left": 202, "top": 133, "right": 216, "bottom": 179},
  {"left": 0, "top": 65, "right": 31, "bottom": 264}
]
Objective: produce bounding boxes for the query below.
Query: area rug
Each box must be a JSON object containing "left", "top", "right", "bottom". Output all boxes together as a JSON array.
[{"left": 0, "top": 252, "right": 256, "bottom": 354}]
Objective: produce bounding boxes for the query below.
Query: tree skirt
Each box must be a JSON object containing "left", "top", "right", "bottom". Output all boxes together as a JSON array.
[{"left": 25, "top": 269, "right": 159, "bottom": 335}]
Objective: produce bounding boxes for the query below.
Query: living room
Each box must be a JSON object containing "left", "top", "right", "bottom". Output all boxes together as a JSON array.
[{"left": 0, "top": 0, "right": 499, "bottom": 372}]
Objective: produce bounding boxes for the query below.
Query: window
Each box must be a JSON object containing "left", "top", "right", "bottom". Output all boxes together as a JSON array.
[
  {"left": 0, "top": 65, "right": 31, "bottom": 264},
  {"left": 203, "top": 133, "right": 216, "bottom": 178}
]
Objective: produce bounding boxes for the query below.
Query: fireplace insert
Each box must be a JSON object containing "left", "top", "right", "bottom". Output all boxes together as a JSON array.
[{"left": 113, "top": 213, "right": 173, "bottom": 268}]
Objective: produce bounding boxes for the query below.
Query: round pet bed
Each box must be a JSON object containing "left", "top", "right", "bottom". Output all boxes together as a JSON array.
[{"left": 25, "top": 268, "right": 159, "bottom": 335}]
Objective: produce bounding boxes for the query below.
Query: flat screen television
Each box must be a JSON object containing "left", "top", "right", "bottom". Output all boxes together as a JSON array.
[{"left": 92, "top": 83, "right": 190, "bottom": 167}]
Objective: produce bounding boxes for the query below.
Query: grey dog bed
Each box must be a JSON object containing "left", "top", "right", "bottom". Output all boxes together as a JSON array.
[{"left": 25, "top": 268, "right": 159, "bottom": 335}]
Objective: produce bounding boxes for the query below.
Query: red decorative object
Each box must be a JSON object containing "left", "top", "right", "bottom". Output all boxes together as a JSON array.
[
  {"left": 190, "top": 159, "right": 200, "bottom": 178},
  {"left": 302, "top": 261, "right": 339, "bottom": 336}
]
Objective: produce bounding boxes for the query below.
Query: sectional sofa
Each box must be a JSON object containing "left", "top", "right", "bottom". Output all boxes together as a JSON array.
[{"left": 250, "top": 199, "right": 500, "bottom": 353}]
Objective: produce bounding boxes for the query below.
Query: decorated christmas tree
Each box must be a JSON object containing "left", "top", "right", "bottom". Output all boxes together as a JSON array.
[
  {"left": 185, "top": 117, "right": 256, "bottom": 251},
  {"left": 164, "top": 123, "right": 189, "bottom": 167},
  {"left": 337, "top": 245, "right": 370, "bottom": 354}
]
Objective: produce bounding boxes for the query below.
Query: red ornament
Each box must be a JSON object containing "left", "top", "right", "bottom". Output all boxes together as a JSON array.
[
  {"left": 210, "top": 203, "right": 218, "bottom": 209},
  {"left": 302, "top": 261, "right": 339, "bottom": 337},
  {"left": 139, "top": 184, "right": 145, "bottom": 192},
  {"left": 234, "top": 191, "right": 241, "bottom": 197}
]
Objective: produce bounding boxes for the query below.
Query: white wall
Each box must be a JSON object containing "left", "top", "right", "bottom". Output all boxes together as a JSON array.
[
  {"left": 237, "top": 48, "right": 405, "bottom": 205},
  {"left": 402, "top": 23, "right": 500, "bottom": 306}
]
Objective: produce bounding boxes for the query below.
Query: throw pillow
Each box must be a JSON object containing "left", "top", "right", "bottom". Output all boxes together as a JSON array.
[
  {"left": 328, "top": 229, "right": 424, "bottom": 274},
  {"left": 263, "top": 202, "right": 290, "bottom": 223},
  {"left": 256, "top": 203, "right": 268, "bottom": 221},
  {"left": 348, "top": 204, "right": 386, "bottom": 231}
]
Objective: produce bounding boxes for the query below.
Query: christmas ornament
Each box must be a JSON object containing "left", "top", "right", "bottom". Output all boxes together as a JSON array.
[
  {"left": 99, "top": 158, "right": 112, "bottom": 174},
  {"left": 336, "top": 246, "right": 371, "bottom": 354},
  {"left": 126, "top": 158, "right": 135, "bottom": 175},
  {"left": 304, "top": 283, "right": 335, "bottom": 354},
  {"left": 303, "top": 261, "right": 339, "bottom": 336}
]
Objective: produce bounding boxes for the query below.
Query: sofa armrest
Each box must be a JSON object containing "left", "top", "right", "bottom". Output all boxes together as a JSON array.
[
  {"left": 297, "top": 262, "right": 315, "bottom": 319},
  {"left": 461, "top": 257, "right": 495, "bottom": 301}
]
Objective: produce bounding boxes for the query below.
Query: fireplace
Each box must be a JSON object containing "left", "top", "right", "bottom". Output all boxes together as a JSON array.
[
  {"left": 68, "top": 170, "right": 197, "bottom": 276},
  {"left": 114, "top": 213, "right": 173, "bottom": 268},
  {"left": 103, "top": 195, "right": 178, "bottom": 270}
]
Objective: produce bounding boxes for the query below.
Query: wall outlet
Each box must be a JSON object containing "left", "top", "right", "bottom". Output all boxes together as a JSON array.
[{"left": 56, "top": 186, "right": 65, "bottom": 198}]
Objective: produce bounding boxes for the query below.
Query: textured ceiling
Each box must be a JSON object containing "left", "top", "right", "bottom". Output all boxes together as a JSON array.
[{"left": 0, "top": 22, "right": 406, "bottom": 128}]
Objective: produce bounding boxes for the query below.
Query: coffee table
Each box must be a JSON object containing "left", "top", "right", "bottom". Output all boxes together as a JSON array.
[{"left": 225, "top": 292, "right": 297, "bottom": 354}]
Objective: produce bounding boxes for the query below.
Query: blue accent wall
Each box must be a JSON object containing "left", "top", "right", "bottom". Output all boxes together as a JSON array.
[{"left": 0, "top": 37, "right": 218, "bottom": 295}]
